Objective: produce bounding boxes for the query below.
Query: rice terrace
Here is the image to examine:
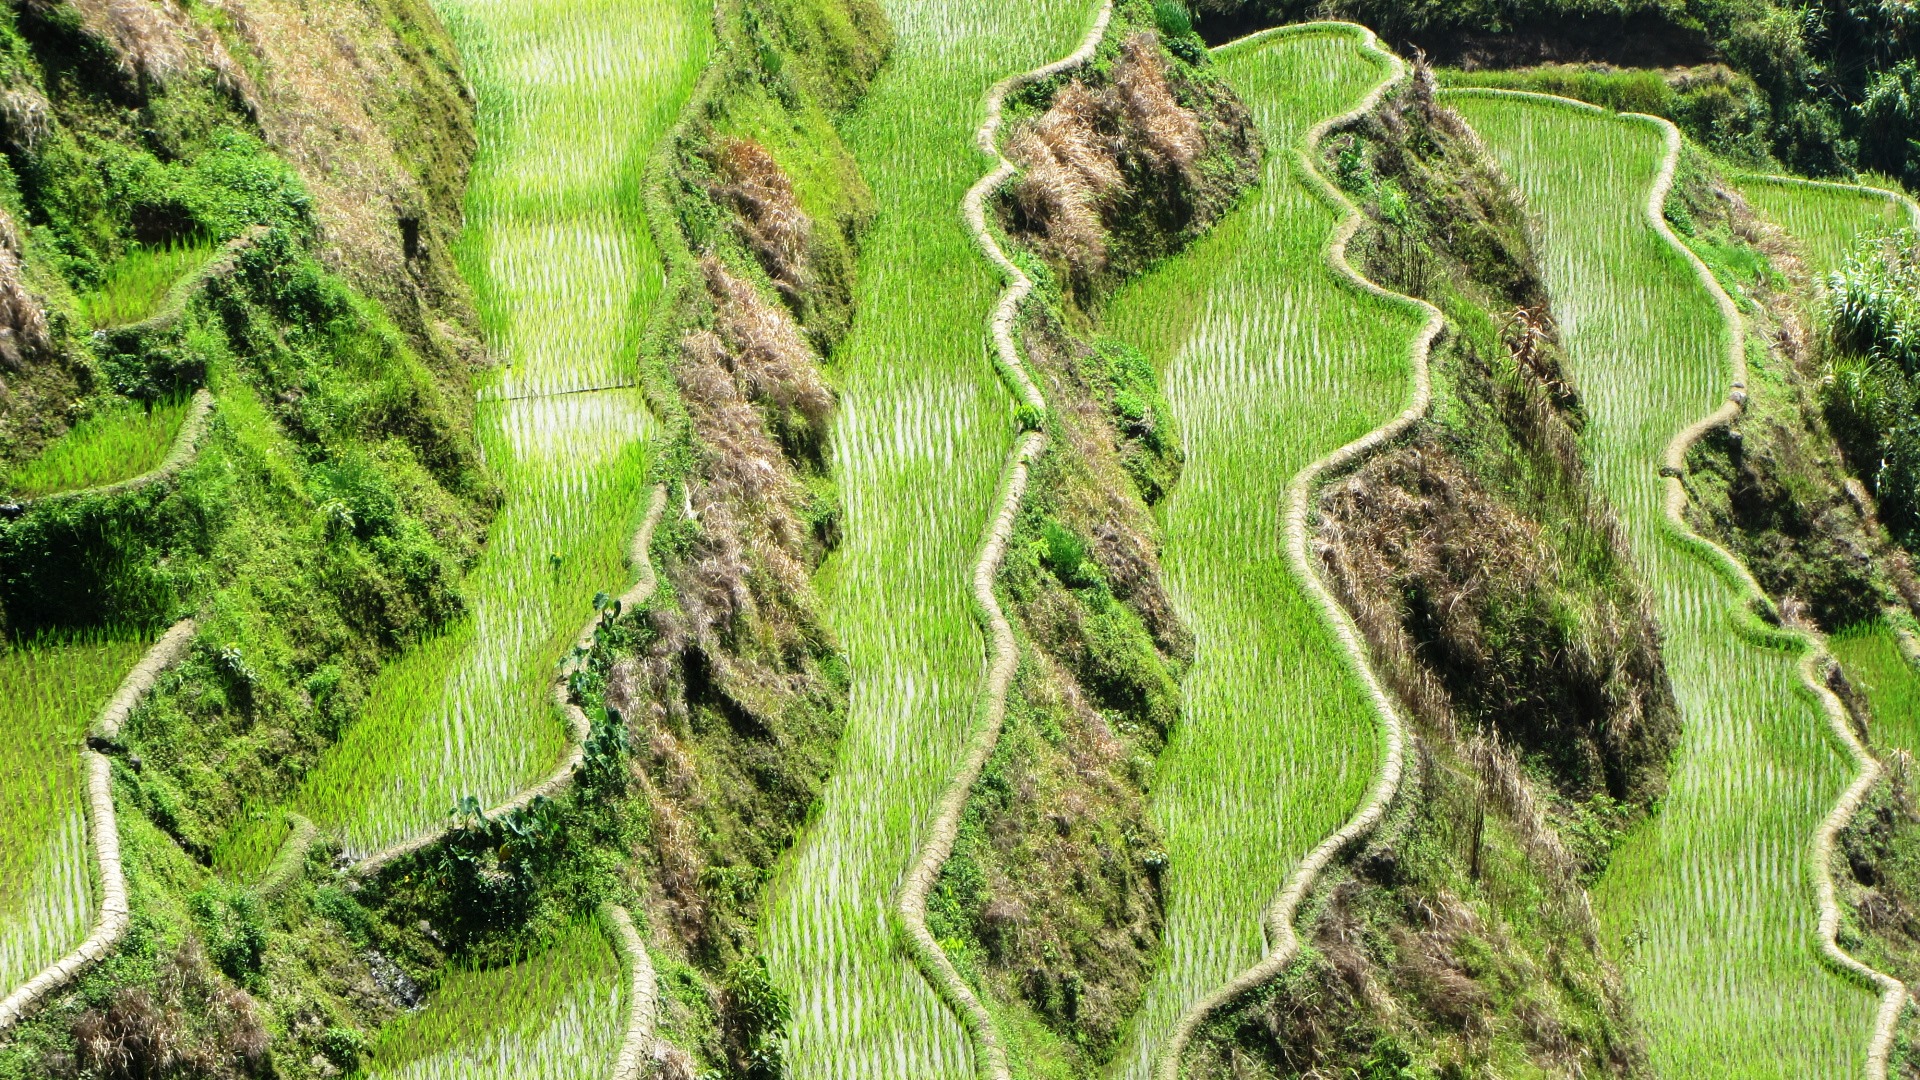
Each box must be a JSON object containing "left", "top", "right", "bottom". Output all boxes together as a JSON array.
[{"left": 13, "top": 0, "right": 1920, "bottom": 1079}]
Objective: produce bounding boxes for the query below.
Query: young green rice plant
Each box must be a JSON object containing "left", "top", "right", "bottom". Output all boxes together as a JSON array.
[
  {"left": 752, "top": 3, "right": 1115, "bottom": 1077},
  {"left": 0, "top": 633, "right": 150, "bottom": 996},
  {"left": 1093, "top": 28, "right": 1418, "bottom": 1080},
  {"left": 1447, "top": 89, "right": 1879, "bottom": 1078},
  {"left": 355, "top": 919, "right": 623, "bottom": 1079},
  {"left": 292, "top": 0, "right": 708, "bottom": 855},
  {"left": 2, "top": 396, "right": 191, "bottom": 499},
  {"left": 442, "top": 0, "right": 710, "bottom": 402},
  {"left": 80, "top": 239, "right": 215, "bottom": 328}
]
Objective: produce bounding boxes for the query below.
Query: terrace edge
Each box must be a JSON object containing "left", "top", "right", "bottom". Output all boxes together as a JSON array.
[
  {"left": 892, "top": 3, "right": 1116, "bottom": 1077},
  {"left": 1148, "top": 22, "right": 1442, "bottom": 1080}
]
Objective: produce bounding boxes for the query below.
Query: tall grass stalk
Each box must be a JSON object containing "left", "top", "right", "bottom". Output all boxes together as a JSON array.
[
  {"left": 753, "top": 2, "right": 1106, "bottom": 1077},
  {"left": 1448, "top": 90, "right": 1879, "bottom": 1077},
  {"left": 1097, "top": 29, "right": 1417, "bottom": 1079},
  {"left": 293, "top": 0, "right": 706, "bottom": 856},
  {"left": 0, "top": 634, "right": 149, "bottom": 996}
]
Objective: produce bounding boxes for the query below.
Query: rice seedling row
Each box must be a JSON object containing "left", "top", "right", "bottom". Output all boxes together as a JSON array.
[
  {"left": 1092, "top": 27, "right": 1424, "bottom": 1080},
  {"left": 292, "top": 0, "right": 707, "bottom": 858},
  {"left": 1446, "top": 90, "right": 1879, "bottom": 1078},
  {"left": 752, "top": 2, "right": 1104, "bottom": 1077},
  {"left": 356, "top": 919, "right": 624, "bottom": 1080},
  {"left": 0, "top": 635, "right": 150, "bottom": 998}
]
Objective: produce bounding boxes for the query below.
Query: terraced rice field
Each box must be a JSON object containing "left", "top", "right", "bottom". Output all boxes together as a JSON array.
[
  {"left": 2, "top": 396, "right": 191, "bottom": 500},
  {"left": 1090, "top": 27, "right": 1419, "bottom": 1078},
  {"left": 755, "top": 2, "right": 1102, "bottom": 1076},
  {"left": 359, "top": 920, "right": 624, "bottom": 1079},
  {"left": 0, "top": 634, "right": 149, "bottom": 997},
  {"left": 1739, "top": 177, "right": 1915, "bottom": 278},
  {"left": 292, "top": 0, "right": 704, "bottom": 856},
  {"left": 1832, "top": 624, "right": 1920, "bottom": 759},
  {"left": 1737, "top": 178, "right": 1920, "bottom": 760},
  {"left": 1447, "top": 90, "right": 1878, "bottom": 1077}
]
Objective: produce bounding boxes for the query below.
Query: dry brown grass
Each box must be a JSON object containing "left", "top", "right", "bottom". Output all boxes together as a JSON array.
[
  {"left": 710, "top": 139, "right": 813, "bottom": 306},
  {"left": 1006, "top": 31, "right": 1214, "bottom": 283},
  {"left": 1113, "top": 33, "right": 1202, "bottom": 176},
  {"left": 1010, "top": 81, "right": 1126, "bottom": 273},
  {"left": 209, "top": 0, "right": 480, "bottom": 373},
  {"left": 0, "top": 208, "right": 52, "bottom": 382},
  {"left": 68, "top": 0, "right": 258, "bottom": 104},
  {"left": 63, "top": 939, "right": 268, "bottom": 1080}
]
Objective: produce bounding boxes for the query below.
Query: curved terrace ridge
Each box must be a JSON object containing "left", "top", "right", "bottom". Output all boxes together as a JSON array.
[
  {"left": 1148, "top": 21, "right": 1442, "bottom": 1080},
  {"left": 346, "top": 483, "right": 670, "bottom": 880},
  {"left": 1449, "top": 85, "right": 1910, "bottom": 1078},
  {"left": 895, "top": 3, "right": 1114, "bottom": 1074}
]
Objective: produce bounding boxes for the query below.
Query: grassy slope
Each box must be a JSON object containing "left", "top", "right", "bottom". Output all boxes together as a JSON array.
[
  {"left": 1448, "top": 91, "right": 1877, "bottom": 1077},
  {"left": 755, "top": 1, "right": 1101, "bottom": 1076},
  {"left": 1096, "top": 27, "right": 1418, "bottom": 1080},
  {"left": 290, "top": 0, "right": 700, "bottom": 856}
]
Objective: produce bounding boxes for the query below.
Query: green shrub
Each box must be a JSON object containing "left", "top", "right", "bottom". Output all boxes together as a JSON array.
[{"left": 188, "top": 881, "right": 269, "bottom": 985}]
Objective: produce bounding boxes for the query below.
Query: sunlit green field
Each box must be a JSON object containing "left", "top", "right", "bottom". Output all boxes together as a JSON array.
[
  {"left": 3, "top": 396, "right": 190, "bottom": 500},
  {"left": 291, "top": 0, "right": 700, "bottom": 857},
  {"left": 356, "top": 920, "right": 624, "bottom": 1080},
  {"left": 1448, "top": 90, "right": 1877, "bottom": 1077},
  {"left": 1096, "top": 27, "right": 1415, "bottom": 1079},
  {"left": 1832, "top": 624, "right": 1920, "bottom": 759},
  {"left": 755, "top": 2, "right": 1101, "bottom": 1076},
  {"left": 0, "top": 634, "right": 149, "bottom": 997}
]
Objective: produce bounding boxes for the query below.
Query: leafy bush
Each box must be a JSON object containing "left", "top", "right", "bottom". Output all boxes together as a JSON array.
[
  {"left": 188, "top": 881, "right": 269, "bottom": 986},
  {"left": 1823, "top": 229, "right": 1920, "bottom": 546}
]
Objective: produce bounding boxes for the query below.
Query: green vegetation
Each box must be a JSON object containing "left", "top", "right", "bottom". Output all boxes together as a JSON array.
[
  {"left": 750, "top": 1, "right": 1112, "bottom": 1077},
  {"left": 1441, "top": 64, "right": 1773, "bottom": 164},
  {"left": 355, "top": 919, "right": 623, "bottom": 1079},
  {"left": 1, "top": 397, "right": 189, "bottom": 500},
  {"left": 1834, "top": 623, "right": 1920, "bottom": 758},
  {"left": 1448, "top": 89, "right": 1877, "bottom": 1076},
  {"left": 0, "top": 633, "right": 149, "bottom": 994},
  {"left": 1096, "top": 26, "right": 1423, "bottom": 1078},
  {"left": 916, "top": 7, "right": 1258, "bottom": 1074},
  {"left": 1194, "top": 0, "right": 1920, "bottom": 182},
  {"left": 80, "top": 241, "right": 216, "bottom": 329}
]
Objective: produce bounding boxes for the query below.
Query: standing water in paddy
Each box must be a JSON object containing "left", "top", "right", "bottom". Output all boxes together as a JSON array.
[{"left": 295, "top": 0, "right": 704, "bottom": 860}]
